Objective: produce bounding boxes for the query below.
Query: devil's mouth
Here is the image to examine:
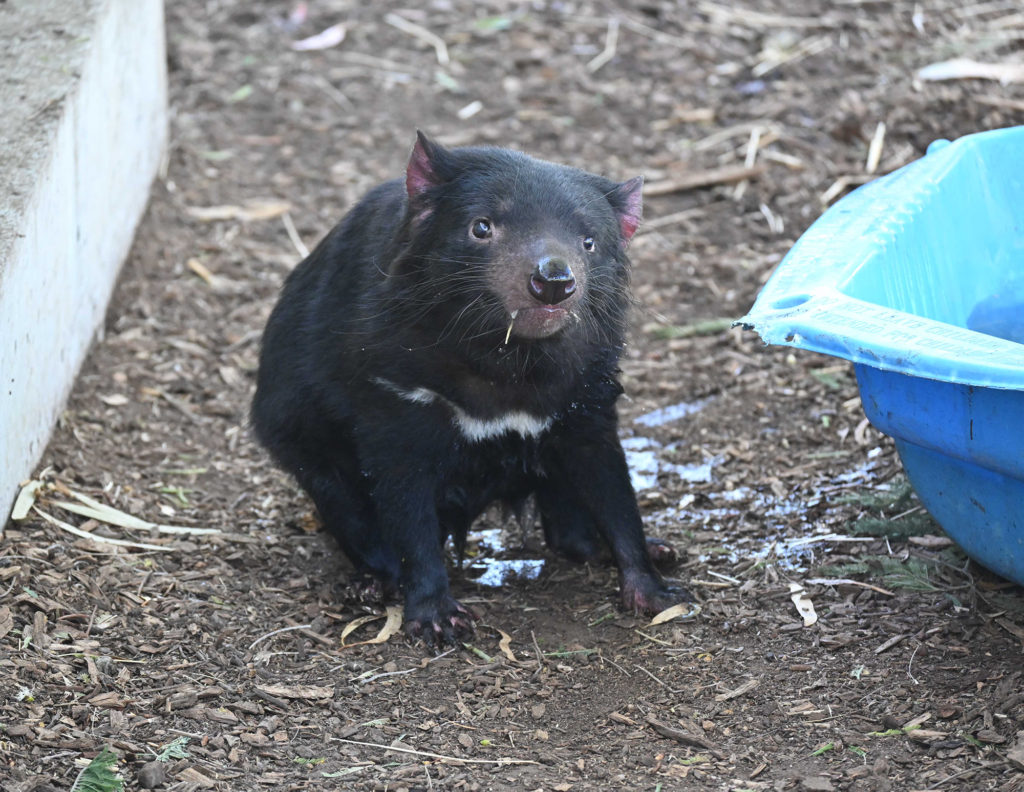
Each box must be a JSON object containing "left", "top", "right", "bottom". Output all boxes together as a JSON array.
[{"left": 506, "top": 305, "right": 572, "bottom": 340}]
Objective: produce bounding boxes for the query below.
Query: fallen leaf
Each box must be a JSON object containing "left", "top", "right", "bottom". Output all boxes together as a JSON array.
[
  {"left": 10, "top": 479, "right": 44, "bottom": 521},
  {"left": 227, "top": 84, "right": 253, "bottom": 103},
  {"left": 47, "top": 487, "right": 217, "bottom": 535},
  {"left": 292, "top": 23, "right": 346, "bottom": 51},
  {"left": 789, "top": 582, "right": 818, "bottom": 627},
  {"left": 238, "top": 200, "right": 293, "bottom": 221},
  {"left": 255, "top": 683, "right": 334, "bottom": 700},
  {"left": 916, "top": 58, "right": 1024, "bottom": 85},
  {"left": 99, "top": 393, "right": 129, "bottom": 406},
  {"left": 908, "top": 534, "right": 954, "bottom": 549},
  {"left": 340, "top": 613, "right": 382, "bottom": 644},
  {"left": 649, "top": 601, "right": 701, "bottom": 625},
  {"left": 186, "top": 200, "right": 291, "bottom": 223},
  {"left": 340, "top": 605, "right": 403, "bottom": 648},
  {"left": 496, "top": 628, "right": 517, "bottom": 662}
]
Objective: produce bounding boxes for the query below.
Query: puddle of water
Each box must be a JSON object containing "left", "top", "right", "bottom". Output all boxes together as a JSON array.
[
  {"left": 622, "top": 435, "right": 716, "bottom": 491},
  {"left": 665, "top": 459, "right": 714, "bottom": 483},
  {"left": 649, "top": 461, "right": 886, "bottom": 571},
  {"left": 464, "top": 527, "right": 545, "bottom": 587},
  {"left": 634, "top": 398, "right": 711, "bottom": 428},
  {"left": 465, "top": 558, "right": 545, "bottom": 588},
  {"left": 622, "top": 436, "right": 662, "bottom": 491}
]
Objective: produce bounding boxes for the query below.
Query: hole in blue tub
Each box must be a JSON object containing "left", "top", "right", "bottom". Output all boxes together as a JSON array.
[{"left": 770, "top": 294, "right": 812, "bottom": 310}]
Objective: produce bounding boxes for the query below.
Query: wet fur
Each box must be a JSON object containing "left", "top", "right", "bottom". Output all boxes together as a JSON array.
[{"left": 252, "top": 135, "right": 687, "bottom": 644}]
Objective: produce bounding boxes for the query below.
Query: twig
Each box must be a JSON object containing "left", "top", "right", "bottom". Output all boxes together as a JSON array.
[
  {"left": 758, "top": 149, "right": 806, "bottom": 169},
  {"left": 819, "top": 173, "right": 873, "bottom": 205},
  {"left": 866, "top": 121, "right": 886, "bottom": 174},
  {"left": 644, "top": 164, "right": 766, "bottom": 196},
  {"left": 354, "top": 648, "right": 456, "bottom": 685},
  {"left": 330, "top": 737, "right": 540, "bottom": 765},
  {"left": 753, "top": 34, "right": 832, "bottom": 78},
  {"left": 760, "top": 202, "right": 784, "bottom": 234},
  {"left": 645, "top": 715, "right": 726, "bottom": 759},
  {"left": 699, "top": 1, "right": 830, "bottom": 29},
  {"left": 530, "top": 630, "right": 545, "bottom": 670},
  {"left": 874, "top": 633, "right": 908, "bottom": 655},
  {"left": 587, "top": 17, "right": 619, "bottom": 73},
  {"left": 385, "top": 13, "right": 450, "bottom": 66},
  {"left": 973, "top": 94, "right": 1024, "bottom": 112},
  {"left": 618, "top": 16, "right": 690, "bottom": 48},
  {"left": 805, "top": 578, "right": 895, "bottom": 597},
  {"left": 311, "top": 74, "right": 353, "bottom": 110},
  {"left": 599, "top": 653, "right": 632, "bottom": 677},
  {"left": 694, "top": 121, "right": 778, "bottom": 151},
  {"left": 282, "top": 212, "right": 309, "bottom": 259},
  {"left": 635, "top": 665, "right": 680, "bottom": 693},
  {"left": 907, "top": 641, "right": 921, "bottom": 685},
  {"left": 733, "top": 126, "right": 762, "bottom": 200},
  {"left": 934, "top": 765, "right": 989, "bottom": 787},
  {"left": 154, "top": 388, "right": 207, "bottom": 424},
  {"left": 249, "top": 624, "right": 313, "bottom": 651}
]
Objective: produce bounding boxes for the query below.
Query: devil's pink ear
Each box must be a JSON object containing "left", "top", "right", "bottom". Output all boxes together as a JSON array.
[
  {"left": 610, "top": 176, "right": 643, "bottom": 242},
  {"left": 406, "top": 131, "right": 447, "bottom": 202}
]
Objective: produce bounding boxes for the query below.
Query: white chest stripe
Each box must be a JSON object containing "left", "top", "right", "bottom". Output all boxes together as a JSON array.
[
  {"left": 373, "top": 377, "right": 552, "bottom": 442},
  {"left": 451, "top": 409, "right": 553, "bottom": 443}
]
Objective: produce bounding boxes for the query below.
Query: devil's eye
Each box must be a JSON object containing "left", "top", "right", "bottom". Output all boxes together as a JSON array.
[
  {"left": 471, "top": 218, "right": 493, "bottom": 239},
  {"left": 582, "top": 236, "right": 596, "bottom": 252}
]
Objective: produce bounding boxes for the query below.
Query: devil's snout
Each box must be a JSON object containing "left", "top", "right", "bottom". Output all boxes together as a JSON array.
[{"left": 529, "top": 257, "right": 577, "bottom": 305}]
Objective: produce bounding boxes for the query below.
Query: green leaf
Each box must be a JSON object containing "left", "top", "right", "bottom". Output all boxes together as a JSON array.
[
  {"left": 228, "top": 84, "right": 253, "bottom": 103},
  {"left": 475, "top": 15, "right": 514, "bottom": 31},
  {"left": 155, "top": 736, "right": 191, "bottom": 762},
  {"left": 71, "top": 747, "right": 124, "bottom": 792}
]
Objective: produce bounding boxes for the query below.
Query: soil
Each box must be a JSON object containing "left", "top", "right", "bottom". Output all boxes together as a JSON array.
[{"left": 4, "top": 2, "right": 1024, "bottom": 790}]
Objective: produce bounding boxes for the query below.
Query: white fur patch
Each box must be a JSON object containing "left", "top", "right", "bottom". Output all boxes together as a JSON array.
[
  {"left": 373, "top": 378, "right": 551, "bottom": 442},
  {"left": 373, "top": 377, "right": 436, "bottom": 405},
  {"left": 450, "top": 408, "right": 552, "bottom": 443}
]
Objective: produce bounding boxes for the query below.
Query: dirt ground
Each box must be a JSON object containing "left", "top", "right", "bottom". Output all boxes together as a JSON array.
[{"left": 4, "top": 1, "right": 1024, "bottom": 790}]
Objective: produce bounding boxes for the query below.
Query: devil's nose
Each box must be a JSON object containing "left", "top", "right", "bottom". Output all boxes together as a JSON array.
[{"left": 528, "top": 258, "right": 576, "bottom": 305}]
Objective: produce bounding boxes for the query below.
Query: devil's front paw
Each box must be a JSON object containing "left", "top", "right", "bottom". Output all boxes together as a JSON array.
[{"left": 403, "top": 594, "right": 476, "bottom": 648}]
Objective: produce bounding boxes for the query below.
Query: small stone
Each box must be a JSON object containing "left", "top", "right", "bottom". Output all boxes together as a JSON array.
[{"left": 138, "top": 761, "right": 166, "bottom": 789}]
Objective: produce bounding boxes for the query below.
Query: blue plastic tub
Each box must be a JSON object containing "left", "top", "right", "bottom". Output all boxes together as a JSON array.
[{"left": 740, "top": 126, "right": 1024, "bottom": 585}]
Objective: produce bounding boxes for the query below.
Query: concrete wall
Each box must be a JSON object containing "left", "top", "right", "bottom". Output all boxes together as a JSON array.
[{"left": 0, "top": 0, "right": 167, "bottom": 524}]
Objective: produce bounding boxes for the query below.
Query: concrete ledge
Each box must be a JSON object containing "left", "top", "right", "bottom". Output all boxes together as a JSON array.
[{"left": 0, "top": 0, "right": 167, "bottom": 523}]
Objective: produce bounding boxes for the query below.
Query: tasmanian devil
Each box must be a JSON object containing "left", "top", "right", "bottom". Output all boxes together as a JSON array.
[{"left": 252, "top": 132, "right": 690, "bottom": 645}]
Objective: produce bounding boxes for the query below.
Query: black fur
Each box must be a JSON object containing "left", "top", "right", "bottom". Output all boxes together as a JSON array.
[{"left": 252, "top": 133, "right": 689, "bottom": 645}]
